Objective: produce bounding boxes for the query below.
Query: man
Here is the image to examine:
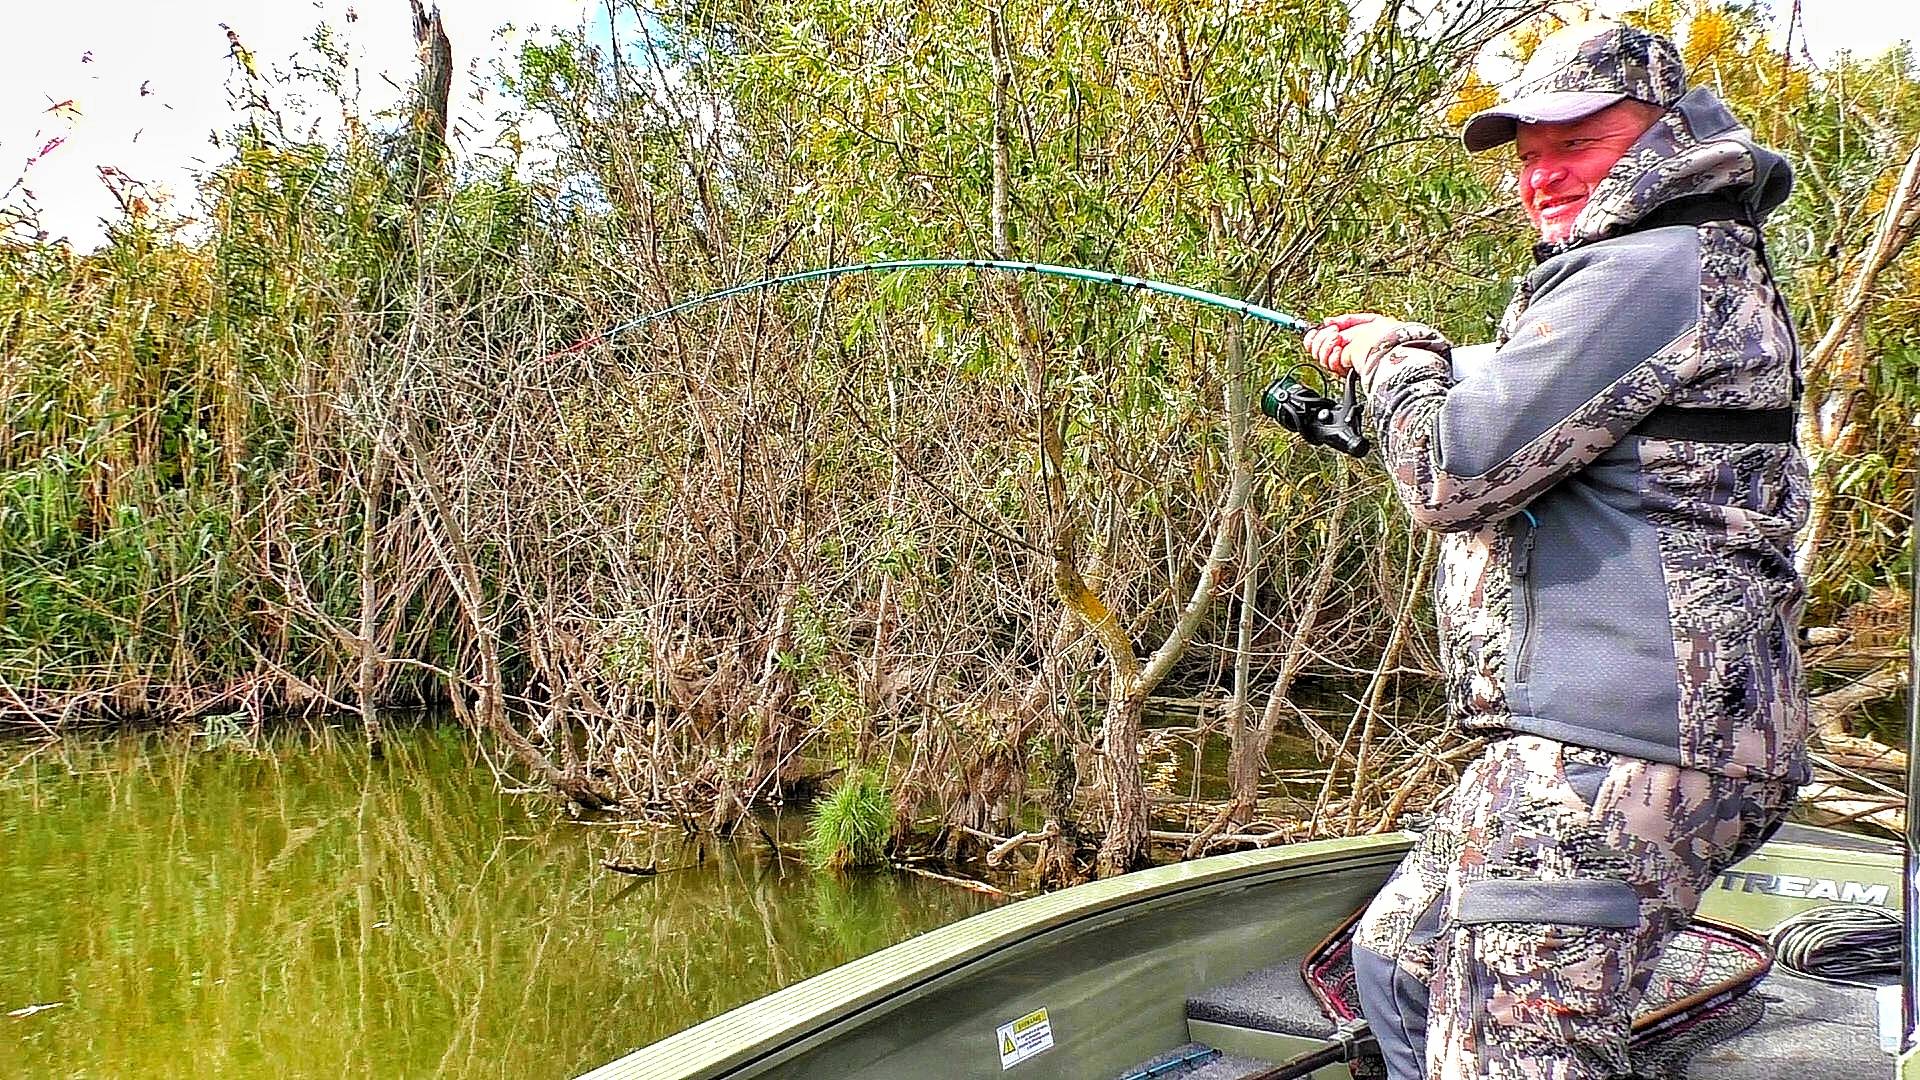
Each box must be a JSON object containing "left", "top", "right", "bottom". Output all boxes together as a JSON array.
[{"left": 1303, "top": 21, "right": 1808, "bottom": 1080}]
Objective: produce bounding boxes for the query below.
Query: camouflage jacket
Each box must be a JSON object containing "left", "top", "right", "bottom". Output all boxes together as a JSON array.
[{"left": 1361, "top": 88, "right": 1809, "bottom": 780}]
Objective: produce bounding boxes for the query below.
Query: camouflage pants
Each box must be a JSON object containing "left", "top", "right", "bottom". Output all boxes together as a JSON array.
[{"left": 1351, "top": 735, "right": 1796, "bottom": 1080}]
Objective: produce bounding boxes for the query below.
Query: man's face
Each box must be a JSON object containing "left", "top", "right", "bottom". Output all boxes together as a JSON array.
[{"left": 1514, "top": 101, "right": 1661, "bottom": 243}]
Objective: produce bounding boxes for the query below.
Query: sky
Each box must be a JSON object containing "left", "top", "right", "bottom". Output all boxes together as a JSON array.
[
  {"left": 3, "top": 1, "right": 1918, "bottom": 251},
  {"left": 1, "top": 1, "right": 600, "bottom": 248}
]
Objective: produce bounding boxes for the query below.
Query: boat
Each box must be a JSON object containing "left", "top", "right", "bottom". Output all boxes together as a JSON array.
[{"left": 581, "top": 821, "right": 1906, "bottom": 1079}]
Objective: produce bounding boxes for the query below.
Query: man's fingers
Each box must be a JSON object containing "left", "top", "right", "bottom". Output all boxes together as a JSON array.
[
  {"left": 1306, "top": 314, "right": 1396, "bottom": 375},
  {"left": 1306, "top": 314, "right": 1385, "bottom": 373},
  {"left": 1307, "top": 327, "right": 1352, "bottom": 359},
  {"left": 1326, "top": 336, "right": 1349, "bottom": 371},
  {"left": 1303, "top": 327, "right": 1337, "bottom": 369},
  {"left": 1319, "top": 312, "right": 1387, "bottom": 331}
]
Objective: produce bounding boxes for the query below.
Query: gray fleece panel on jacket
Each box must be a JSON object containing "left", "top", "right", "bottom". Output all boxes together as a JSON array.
[
  {"left": 1438, "top": 228, "right": 1702, "bottom": 479},
  {"left": 1509, "top": 456, "right": 1683, "bottom": 758}
]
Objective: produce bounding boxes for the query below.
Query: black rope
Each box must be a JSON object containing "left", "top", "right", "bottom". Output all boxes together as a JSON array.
[{"left": 1769, "top": 904, "right": 1903, "bottom": 987}]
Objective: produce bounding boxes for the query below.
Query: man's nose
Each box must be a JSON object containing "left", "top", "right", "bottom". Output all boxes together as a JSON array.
[{"left": 1528, "top": 163, "right": 1568, "bottom": 191}]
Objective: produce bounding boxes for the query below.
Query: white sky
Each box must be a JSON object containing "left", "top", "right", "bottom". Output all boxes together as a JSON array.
[
  {"left": 3, "top": 1, "right": 1916, "bottom": 251},
  {"left": 0, "top": 1, "right": 598, "bottom": 248}
]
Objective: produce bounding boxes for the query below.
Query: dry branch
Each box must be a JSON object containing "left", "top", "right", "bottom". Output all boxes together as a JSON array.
[{"left": 1797, "top": 139, "right": 1920, "bottom": 575}]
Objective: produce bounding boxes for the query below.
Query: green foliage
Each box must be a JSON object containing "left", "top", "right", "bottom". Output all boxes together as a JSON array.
[
  {"left": 805, "top": 770, "right": 895, "bottom": 871},
  {"left": 602, "top": 615, "right": 654, "bottom": 685}
]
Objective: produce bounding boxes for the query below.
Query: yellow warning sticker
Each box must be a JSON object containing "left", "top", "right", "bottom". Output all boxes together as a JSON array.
[{"left": 995, "top": 1007, "right": 1053, "bottom": 1070}]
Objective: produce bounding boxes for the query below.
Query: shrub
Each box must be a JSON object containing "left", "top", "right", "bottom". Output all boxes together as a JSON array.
[{"left": 805, "top": 770, "right": 893, "bottom": 871}]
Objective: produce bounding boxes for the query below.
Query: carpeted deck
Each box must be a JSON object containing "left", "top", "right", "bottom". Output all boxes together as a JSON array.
[
  {"left": 1681, "top": 970, "right": 1891, "bottom": 1078},
  {"left": 1184, "top": 953, "right": 1335, "bottom": 1040},
  {"left": 1170, "top": 951, "right": 1890, "bottom": 1079}
]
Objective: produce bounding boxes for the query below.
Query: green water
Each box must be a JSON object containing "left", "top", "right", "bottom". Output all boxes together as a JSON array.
[{"left": 0, "top": 724, "right": 998, "bottom": 1078}]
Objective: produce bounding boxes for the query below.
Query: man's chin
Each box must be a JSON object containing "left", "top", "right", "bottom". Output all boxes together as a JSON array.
[{"left": 1537, "top": 220, "right": 1576, "bottom": 244}]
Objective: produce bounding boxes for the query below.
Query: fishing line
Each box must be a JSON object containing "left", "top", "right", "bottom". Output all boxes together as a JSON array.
[
  {"left": 605, "top": 258, "right": 1319, "bottom": 340},
  {"left": 547, "top": 257, "right": 1372, "bottom": 458}
]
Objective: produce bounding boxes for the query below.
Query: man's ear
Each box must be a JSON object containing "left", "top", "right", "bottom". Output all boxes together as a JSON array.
[{"left": 1622, "top": 99, "right": 1667, "bottom": 137}]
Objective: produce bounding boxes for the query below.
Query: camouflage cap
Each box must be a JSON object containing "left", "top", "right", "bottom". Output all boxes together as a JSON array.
[{"left": 1462, "top": 21, "right": 1687, "bottom": 153}]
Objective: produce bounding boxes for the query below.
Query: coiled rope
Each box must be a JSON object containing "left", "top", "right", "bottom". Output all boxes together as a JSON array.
[{"left": 1768, "top": 904, "right": 1903, "bottom": 986}]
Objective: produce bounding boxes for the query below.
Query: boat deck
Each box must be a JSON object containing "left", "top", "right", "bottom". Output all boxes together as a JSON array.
[
  {"left": 1695, "top": 968, "right": 1890, "bottom": 1077},
  {"left": 1112, "top": 942, "right": 1893, "bottom": 1079}
]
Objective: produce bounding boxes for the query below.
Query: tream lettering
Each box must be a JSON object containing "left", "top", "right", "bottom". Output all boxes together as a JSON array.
[{"left": 1715, "top": 870, "right": 1891, "bottom": 906}]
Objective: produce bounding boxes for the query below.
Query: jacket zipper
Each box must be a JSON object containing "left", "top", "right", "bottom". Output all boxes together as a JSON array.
[{"left": 1513, "top": 513, "right": 1539, "bottom": 687}]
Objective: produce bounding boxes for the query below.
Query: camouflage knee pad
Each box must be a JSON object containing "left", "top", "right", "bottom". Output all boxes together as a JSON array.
[{"left": 1353, "top": 735, "right": 1795, "bottom": 1080}]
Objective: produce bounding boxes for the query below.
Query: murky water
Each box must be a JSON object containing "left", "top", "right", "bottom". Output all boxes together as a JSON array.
[{"left": 0, "top": 724, "right": 998, "bottom": 1078}]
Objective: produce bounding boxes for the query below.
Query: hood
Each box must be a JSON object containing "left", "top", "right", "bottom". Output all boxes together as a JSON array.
[{"left": 1538, "top": 87, "right": 1794, "bottom": 259}]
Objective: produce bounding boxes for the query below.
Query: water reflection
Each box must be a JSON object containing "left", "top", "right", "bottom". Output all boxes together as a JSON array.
[{"left": 0, "top": 724, "right": 997, "bottom": 1078}]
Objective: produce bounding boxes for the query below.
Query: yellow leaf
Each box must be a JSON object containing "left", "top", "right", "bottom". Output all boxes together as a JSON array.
[
  {"left": 1683, "top": 10, "right": 1734, "bottom": 71},
  {"left": 1446, "top": 71, "right": 1500, "bottom": 128}
]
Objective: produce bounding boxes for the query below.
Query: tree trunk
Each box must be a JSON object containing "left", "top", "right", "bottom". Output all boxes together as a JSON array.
[
  {"left": 1345, "top": 534, "right": 1437, "bottom": 833},
  {"left": 1194, "top": 499, "right": 1349, "bottom": 857},
  {"left": 1095, "top": 690, "right": 1150, "bottom": 877},
  {"left": 1222, "top": 320, "right": 1260, "bottom": 820},
  {"left": 356, "top": 441, "right": 390, "bottom": 758},
  {"left": 396, "top": 425, "right": 613, "bottom": 809},
  {"left": 407, "top": 0, "right": 454, "bottom": 208}
]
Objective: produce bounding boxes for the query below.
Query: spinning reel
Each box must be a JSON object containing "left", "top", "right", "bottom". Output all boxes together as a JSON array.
[{"left": 1258, "top": 367, "right": 1370, "bottom": 458}]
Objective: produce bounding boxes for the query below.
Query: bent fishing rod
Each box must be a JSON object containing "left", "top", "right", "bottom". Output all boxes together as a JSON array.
[{"left": 570, "top": 258, "right": 1372, "bottom": 457}]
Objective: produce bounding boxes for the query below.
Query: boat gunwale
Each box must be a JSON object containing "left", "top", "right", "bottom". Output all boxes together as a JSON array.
[{"left": 578, "top": 834, "right": 1413, "bottom": 1079}]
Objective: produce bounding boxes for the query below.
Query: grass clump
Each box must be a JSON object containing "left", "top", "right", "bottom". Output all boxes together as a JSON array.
[{"left": 805, "top": 770, "right": 893, "bottom": 871}]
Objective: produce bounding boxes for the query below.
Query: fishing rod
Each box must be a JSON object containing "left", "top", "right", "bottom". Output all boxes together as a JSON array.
[{"left": 587, "top": 257, "right": 1371, "bottom": 457}]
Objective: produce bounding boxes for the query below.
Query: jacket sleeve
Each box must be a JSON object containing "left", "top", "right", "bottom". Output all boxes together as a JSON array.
[{"left": 1363, "top": 231, "right": 1703, "bottom": 531}]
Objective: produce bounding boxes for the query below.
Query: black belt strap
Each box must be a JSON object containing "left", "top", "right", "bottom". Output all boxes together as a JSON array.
[{"left": 1632, "top": 406, "right": 1796, "bottom": 443}]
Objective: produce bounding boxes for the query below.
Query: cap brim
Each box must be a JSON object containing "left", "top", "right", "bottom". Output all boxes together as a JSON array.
[{"left": 1461, "top": 90, "right": 1630, "bottom": 152}]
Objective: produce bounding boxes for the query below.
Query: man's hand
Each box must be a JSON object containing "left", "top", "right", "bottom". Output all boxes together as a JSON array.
[{"left": 1303, "top": 312, "right": 1413, "bottom": 384}]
